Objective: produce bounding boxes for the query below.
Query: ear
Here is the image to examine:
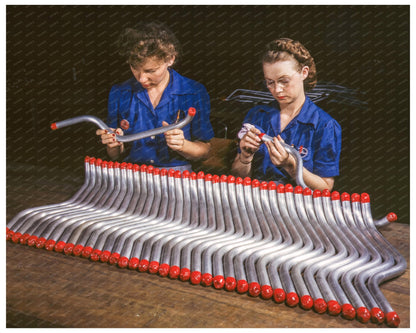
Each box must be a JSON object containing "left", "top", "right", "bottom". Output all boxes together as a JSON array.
[
  {"left": 301, "top": 66, "right": 309, "bottom": 80},
  {"left": 167, "top": 56, "right": 175, "bottom": 67}
]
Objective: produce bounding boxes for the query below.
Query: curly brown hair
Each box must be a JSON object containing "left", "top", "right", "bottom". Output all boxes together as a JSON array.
[
  {"left": 117, "top": 22, "right": 180, "bottom": 68},
  {"left": 262, "top": 38, "right": 317, "bottom": 91}
]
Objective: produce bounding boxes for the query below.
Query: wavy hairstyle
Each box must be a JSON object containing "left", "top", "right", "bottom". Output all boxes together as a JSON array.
[
  {"left": 262, "top": 38, "right": 317, "bottom": 91},
  {"left": 117, "top": 22, "right": 181, "bottom": 68}
]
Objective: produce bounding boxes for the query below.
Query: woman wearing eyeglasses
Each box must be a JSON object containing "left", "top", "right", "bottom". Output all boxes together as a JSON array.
[{"left": 231, "top": 38, "right": 341, "bottom": 191}]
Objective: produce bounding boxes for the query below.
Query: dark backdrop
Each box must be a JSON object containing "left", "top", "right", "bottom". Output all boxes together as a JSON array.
[{"left": 6, "top": 5, "right": 410, "bottom": 223}]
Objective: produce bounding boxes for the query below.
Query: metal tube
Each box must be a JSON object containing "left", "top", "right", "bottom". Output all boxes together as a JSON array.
[{"left": 51, "top": 107, "right": 196, "bottom": 143}]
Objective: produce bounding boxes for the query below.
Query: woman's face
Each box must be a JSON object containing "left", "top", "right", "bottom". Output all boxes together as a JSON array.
[
  {"left": 263, "top": 57, "right": 308, "bottom": 105},
  {"left": 130, "top": 56, "right": 175, "bottom": 90}
]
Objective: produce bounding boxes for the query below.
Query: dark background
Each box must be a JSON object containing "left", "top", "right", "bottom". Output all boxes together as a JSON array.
[{"left": 6, "top": 5, "right": 409, "bottom": 223}]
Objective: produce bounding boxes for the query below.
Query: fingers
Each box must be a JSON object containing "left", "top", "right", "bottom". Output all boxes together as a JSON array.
[
  {"left": 265, "top": 137, "right": 290, "bottom": 166},
  {"left": 97, "top": 128, "right": 123, "bottom": 147}
]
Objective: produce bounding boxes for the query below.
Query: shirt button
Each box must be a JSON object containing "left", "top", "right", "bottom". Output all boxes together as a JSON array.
[
  {"left": 150, "top": 135, "right": 155, "bottom": 140},
  {"left": 150, "top": 160, "right": 154, "bottom": 164}
]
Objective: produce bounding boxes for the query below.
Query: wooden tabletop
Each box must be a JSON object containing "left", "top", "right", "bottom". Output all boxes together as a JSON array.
[{"left": 6, "top": 163, "right": 410, "bottom": 328}]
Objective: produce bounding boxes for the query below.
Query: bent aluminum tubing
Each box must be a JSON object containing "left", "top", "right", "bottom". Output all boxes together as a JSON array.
[
  {"left": 290, "top": 189, "right": 335, "bottom": 301},
  {"left": 70, "top": 164, "right": 138, "bottom": 247},
  {"left": 62, "top": 164, "right": 133, "bottom": 246},
  {"left": 51, "top": 107, "right": 196, "bottom": 143},
  {"left": 7, "top": 157, "right": 93, "bottom": 232},
  {"left": 361, "top": 199, "right": 407, "bottom": 317},
  {"left": 259, "top": 133, "right": 306, "bottom": 188},
  {"left": 34, "top": 162, "right": 118, "bottom": 242},
  {"left": 278, "top": 188, "right": 326, "bottom": 298},
  {"left": 89, "top": 165, "right": 160, "bottom": 254},
  {"left": 7, "top": 158, "right": 95, "bottom": 233},
  {"left": 16, "top": 161, "right": 104, "bottom": 238}
]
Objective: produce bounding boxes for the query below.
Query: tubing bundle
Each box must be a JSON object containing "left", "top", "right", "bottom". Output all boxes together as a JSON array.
[{"left": 6, "top": 157, "right": 406, "bottom": 327}]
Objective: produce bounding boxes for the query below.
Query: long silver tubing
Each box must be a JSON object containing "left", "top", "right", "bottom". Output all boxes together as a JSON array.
[
  {"left": 7, "top": 158, "right": 95, "bottom": 233},
  {"left": 51, "top": 107, "right": 196, "bottom": 143},
  {"left": 359, "top": 196, "right": 406, "bottom": 326},
  {"left": 259, "top": 133, "right": 306, "bottom": 188},
  {"left": 15, "top": 161, "right": 104, "bottom": 239}
]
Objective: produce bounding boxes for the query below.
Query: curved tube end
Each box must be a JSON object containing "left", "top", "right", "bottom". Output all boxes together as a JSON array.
[
  {"left": 313, "top": 298, "right": 327, "bottom": 313},
  {"left": 387, "top": 212, "right": 398, "bottom": 222},
  {"left": 128, "top": 257, "right": 140, "bottom": 270},
  {"left": 213, "top": 275, "right": 225, "bottom": 289},
  {"left": 90, "top": 249, "right": 102, "bottom": 262},
  {"left": 148, "top": 261, "right": 160, "bottom": 274},
  {"left": 356, "top": 306, "right": 371, "bottom": 323},
  {"left": 11, "top": 232, "right": 22, "bottom": 244},
  {"left": 99, "top": 250, "right": 111, "bottom": 263},
  {"left": 341, "top": 304, "right": 356, "bottom": 320},
  {"left": 138, "top": 259, "right": 149, "bottom": 272},
  {"left": 27, "top": 235, "right": 38, "bottom": 247},
  {"left": 327, "top": 300, "right": 341, "bottom": 316},
  {"left": 45, "top": 239, "right": 56, "bottom": 251},
  {"left": 190, "top": 271, "right": 202, "bottom": 285},
  {"left": 224, "top": 277, "right": 237, "bottom": 291},
  {"left": 341, "top": 192, "right": 350, "bottom": 201},
  {"left": 6, "top": 229, "right": 14, "bottom": 242},
  {"left": 248, "top": 282, "right": 261, "bottom": 297},
  {"left": 108, "top": 252, "right": 120, "bottom": 265},
  {"left": 273, "top": 288, "right": 286, "bottom": 303},
  {"left": 370, "top": 307, "right": 385, "bottom": 324},
  {"left": 19, "top": 233, "right": 31, "bottom": 245},
  {"left": 179, "top": 267, "right": 191, "bottom": 281},
  {"left": 35, "top": 237, "right": 47, "bottom": 249},
  {"left": 169, "top": 266, "right": 180, "bottom": 279},
  {"left": 300, "top": 295, "right": 314, "bottom": 310},
  {"left": 286, "top": 292, "right": 299, "bottom": 307},
  {"left": 50, "top": 122, "right": 58, "bottom": 130},
  {"left": 260, "top": 285, "right": 273, "bottom": 300},
  {"left": 54, "top": 241, "right": 66, "bottom": 253},
  {"left": 63, "top": 243, "right": 75, "bottom": 255},
  {"left": 117, "top": 256, "right": 129, "bottom": 269},
  {"left": 201, "top": 273, "right": 213, "bottom": 287},
  {"left": 386, "top": 311, "right": 400, "bottom": 328},
  {"left": 81, "top": 246, "right": 93, "bottom": 259},
  {"left": 188, "top": 107, "right": 196, "bottom": 117},
  {"left": 72, "top": 244, "right": 84, "bottom": 257},
  {"left": 351, "top": 193, "right": 361, "bottom": 202},
  {"left": 361, "top": 193, "right": 370, "bottom": 203},
  {"left": 158, "top": 263, "right": 170, "bottom": 277},
  {"left": 236, "top": 279, "right": 249, "bottom": 294}
]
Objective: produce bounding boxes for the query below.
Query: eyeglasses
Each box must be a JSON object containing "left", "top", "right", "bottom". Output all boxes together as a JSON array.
[{"left": 264, "top": 72, "right": 300, "bottom": 90}]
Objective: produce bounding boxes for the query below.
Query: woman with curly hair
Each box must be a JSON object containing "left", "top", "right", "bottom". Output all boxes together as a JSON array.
[
  {"left": 97, "top": 22, "right": 214, "bottom": 171},
  {"left": 231, "top": 38, "right": 341, "bottom": 191}
]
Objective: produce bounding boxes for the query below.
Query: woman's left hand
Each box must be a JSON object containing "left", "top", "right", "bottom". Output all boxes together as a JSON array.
[
  {"left": 265, "top": 135, "right": 296, "bottom": 170},
  {"left": 162, "top": 121, "right": 185, "bottom": 152}
]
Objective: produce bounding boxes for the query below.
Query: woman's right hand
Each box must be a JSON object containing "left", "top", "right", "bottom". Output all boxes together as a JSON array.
[
  {"left": 239, "top": 127, "right": 262, "bottom": 159},
  {"left": 96, "top": 128, "right": 124, "bottom": 148}
]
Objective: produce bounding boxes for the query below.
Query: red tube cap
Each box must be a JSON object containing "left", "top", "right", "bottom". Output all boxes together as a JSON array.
[
  {"left": 128, "top": 257, "right": 140, "bottom": 270},
  {"left": 260, "top": 285, "right": 273, "bottom": 300},
  {"left": 341, "top": 303, "right": 356, "bottom": 320},
  {"left": 90, "top": 249, "right": 102, "bottom": 262},
  {"left": 370, "top": 307, "right": 385, "bottom": 324},
  {"left": 387, "top": 212, "right": 397, "bottom": 222},
  {"left": 286, "top": 292, "right": 299, "bottom": 307},
  {"left": 213, "top": 275, "right": 225, "bottom": 289},
  {"left": 386, "top": 311, "right": 400, "bottom": 328},
  {"left": 148, "top": 261, "right": 160, "bottom": 274},
  {"left": 327, "top": 300, "right": 341, "bottom": 316},
  {"left": 100, "top": 250, "right": 111, "bottom": 263},
  {"left": 108, "top": 252, "right": 120, "bottom": 265},
  {"left": 190, "top": 271, "right": 202, "bottom": 285},
  {"left": 224, "top": 276, "right": 237, "bottom": 291},
  {"left": 179, "top": 267, "right": 191, "bottom": 281},
  {"left": 201, "top": 273, "right": 213, "bottom": 287},
  {"left": 158, "top": 263, "right": 170, "bottom": 277},
  {"left": 45, "top": 239, "right": 56, "bottom": 251},
  {"left": 314, "top": 298, "right": 327, "bottom": 314},
  {"left": 138, "top": 259, "right": 149, "bottom": 272},
  {"left": 169, "top": 265, "right": 180, "bottom": 279},
  {"left": 236, "top": 279, "right": 249, "bottom": 293},
  {"left": 187, "top": 107, "right": 196, "bottom": 116},
  {"left": 300, "top": 295, "right": 314, "bottom": 310},
  {"left": 361, "top": 193, "right": 370, "bottom": 203},
  {"left": 248, "top": 282, "right": 261, "bottom": 297},
  {"left": 118, "top": 256, "right": 129, "bottom": 269},
  {"left": 356, "top": 306, "right": 371, "bottom": 323},
  {"left": 35, "top": 237, "right": 47, "bottom": 249},
  {"left": 81, "top": 246, "right": 93, "bottom": 258},
  {"left": 285, "top": 184, "right": 293, "bottom": 193},
  {"left": 54, "top": 241, "right": 66, "bottom": 253},
  {"left": 273, "top": 288, "right": 286, "bottom": 303}
]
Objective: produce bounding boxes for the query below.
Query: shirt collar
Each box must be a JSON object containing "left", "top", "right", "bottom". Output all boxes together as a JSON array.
[{"left": 269, "top": 95, "right": 320, "bottom": 130}]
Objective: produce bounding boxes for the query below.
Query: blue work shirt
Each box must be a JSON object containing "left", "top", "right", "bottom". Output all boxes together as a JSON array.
[
  {"left": 242, "top": 96, "right": 341, "bottom": 183},
  {"left": 107, "top": 69, "right": 214, "bottom": 167}
]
